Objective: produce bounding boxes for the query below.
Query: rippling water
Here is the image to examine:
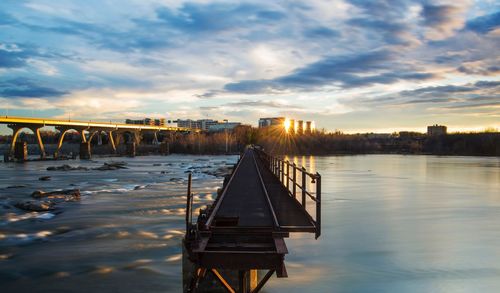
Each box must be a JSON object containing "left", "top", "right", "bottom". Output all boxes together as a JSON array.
[{"left": 1, "top": 155, "right": 499, "bottom": 292}]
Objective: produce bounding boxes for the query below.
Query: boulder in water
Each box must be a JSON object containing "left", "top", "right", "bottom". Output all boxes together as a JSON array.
[
  {"left": 93, "top": 162, "right": 128, "bottom": 171},
  {"left": 39, "top": 176, "right": 51, "bottom": 181},
  {"left": 31, "top": 189, "right": 81, "bottom": 201},
  {"left": 47, "top": 165, "right": 89, "bottom": 171},
  {"left": 6, "top": 185, "right": 27, "bottom": 189},
  {"left": 15, "top": 200, "right": 54, "bottom": 212}
]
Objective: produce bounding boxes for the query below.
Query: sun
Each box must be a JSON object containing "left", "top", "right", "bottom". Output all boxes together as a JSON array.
[{"left": 284, "top": 118, "right": 291, "bottom": 133}]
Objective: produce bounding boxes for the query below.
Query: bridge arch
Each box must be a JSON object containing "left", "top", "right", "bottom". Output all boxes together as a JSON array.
[
  {"left": 8, "top": 125, "right": 46, "bottom": 159},
  {"left": 54, "top": 128, "right": 87, "bottom": 158}
]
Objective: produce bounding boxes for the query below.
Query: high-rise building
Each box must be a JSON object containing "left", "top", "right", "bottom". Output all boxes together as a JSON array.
[
  {"left": 427, "top": 124, "right": 447, "bottom": 136},
  {"left": 258, "top": 117, "right": 285, "bottom": 128},
  {"left": 297, "top": 120, "right": 304, "bottom": 134},
  {"left": 305, "top": 121, "right": 312, "bottom": 134}
]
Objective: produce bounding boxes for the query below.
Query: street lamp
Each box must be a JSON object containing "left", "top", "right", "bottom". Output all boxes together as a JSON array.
[{"left": 223, "top": 119, "right": 228, "bottom": 153}]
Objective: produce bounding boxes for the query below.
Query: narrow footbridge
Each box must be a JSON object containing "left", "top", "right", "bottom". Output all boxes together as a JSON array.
[{"left": 184, "top": 147, "right": 321, "bottom": 292}]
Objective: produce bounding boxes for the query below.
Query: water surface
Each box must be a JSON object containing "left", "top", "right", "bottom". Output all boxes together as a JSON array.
[{"left": 1, "top": 155, "right": 499, "bottom": 292}]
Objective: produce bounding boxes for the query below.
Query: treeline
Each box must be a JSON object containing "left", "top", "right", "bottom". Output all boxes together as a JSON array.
[
  {"left": 256, "top": 130, "right": 500, "bottom": 156},
  {"left": 1, "top": 126, "right": 499, "bottom": 156}
]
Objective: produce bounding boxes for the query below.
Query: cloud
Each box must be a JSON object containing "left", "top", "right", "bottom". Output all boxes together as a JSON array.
[
  {"left": 155, "top": 2, "right": 286, "bottom": 34},
  {"left": 304, "top": 27, "right": 340, "bottom": 38},
  {"left": 0, "top": 44, "right": 36, "bottom": 68},
  {"left": 0, "top": 0, "right": 498, "bottom": 131},
  {"left": 465, "top": 11, "right": 500, "bottom": 34},
  {"left": 420, "top": 4, "right": 468, "bottom": 40},
  {"left": 0, "top": 78, "right": 68, "bottom": 98},
  {"left": 224, "top": 50, "right": 436, "bottom": 93},
  {"left": 342, "top": 80, "right": 500, "bottom": 109}
]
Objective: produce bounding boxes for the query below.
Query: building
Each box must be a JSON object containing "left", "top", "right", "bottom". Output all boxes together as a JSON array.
[
  {"left": 176, "top": 119, "right": 240, "bottom": 131},
  {"left": 125, "top": 118, "right": 165, "bottom": 126},
  {"left": 289, "top": 119, "right": 295, "bottom": 134},
  {"left": 305, "top": 121, "right": 312, "bottom": 134},
  {"left": 296, "top": 120, "right": 304, "bottom": 134},
  {"left": 427, "top": 124, "right": 447, "bottom": 136},
  {"left": 258, "top": 117, "right": 285, "bottom": 128},
  {"left": 208, "top": 122, "right": 241, "bottom": 132}
]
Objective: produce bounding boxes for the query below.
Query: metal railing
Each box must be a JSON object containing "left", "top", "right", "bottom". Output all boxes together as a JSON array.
[{"left": 255, "top": 148, "right": 321, "bottom": 238}]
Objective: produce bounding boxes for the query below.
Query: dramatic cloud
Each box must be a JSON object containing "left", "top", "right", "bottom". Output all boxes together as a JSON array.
[
  {"left": 224, "top": 50, "right": 436, "bottom": 93},
  {"left": 0, "top": 0, "right": 498, "bottom": 132}
]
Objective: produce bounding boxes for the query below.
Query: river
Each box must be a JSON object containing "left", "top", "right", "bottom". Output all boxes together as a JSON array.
[{"left": 1, "top": 154, "right": 499, "bottom": 292}]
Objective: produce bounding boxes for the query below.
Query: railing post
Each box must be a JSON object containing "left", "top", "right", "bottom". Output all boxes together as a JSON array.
[
  {"left": 315, "top": 172, "right": 321, "bottom": 239},
  {"left": 286, "top": 161, "right": 290, "bottom": 190},
  {"left": 301, "top": 167, "right": 306, "bottom": 208},
  {"left": 274, "top": 157, "right": 277, "bottom": 176},
  {"left": 281, "top": 160, "right": 285, "bottom": 184},
  {"left": 292, "top": 163, "right": 297, "bottom": 199},
  {"left": 186, "top": 172, "right": 192, "bottom": 235}
]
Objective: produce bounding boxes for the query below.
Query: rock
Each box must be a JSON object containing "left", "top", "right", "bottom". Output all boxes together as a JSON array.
[
  {"left": 47, "top": 165, "right": 89, "bottom": 171},
  {"left": 93, "top": 162, "right": 128, "bottom": 171},
  {"left": 6, "top": 185, "right": 27, "bottom": 189},
  {"left": 39, "top": 176, "right": 51, "bottom": 181},
  {"left": 153, "top": 163, "right": 161, "bottom": 166},
  {"left": 202, "top": 166, "right": 233, "bottom": 177},
  {"left": 15, "top": 200, "right": 54, "bottom": 212},
  {"left": 31, "top": 189, "right": 81, "bottom": 201}
]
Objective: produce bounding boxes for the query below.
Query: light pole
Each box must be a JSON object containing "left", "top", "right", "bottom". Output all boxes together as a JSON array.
[{"left": 223, "top": 119, "right": 228, "bottom": 153}]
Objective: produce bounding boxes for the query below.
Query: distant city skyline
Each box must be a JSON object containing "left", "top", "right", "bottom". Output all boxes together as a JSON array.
[{"left": 0, "top": 0, "right": 499, "bottom": 135}]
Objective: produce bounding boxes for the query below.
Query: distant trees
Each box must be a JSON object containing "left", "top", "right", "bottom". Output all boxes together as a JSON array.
[{"left": 1, "top": 126, "right": 498, "bottom": 156}]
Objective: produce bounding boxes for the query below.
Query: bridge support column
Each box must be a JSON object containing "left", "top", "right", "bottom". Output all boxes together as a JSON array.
[
  {"left": 152, "top": 131, "right": 159, "bottom": 145},
  {"left": 133, "top": 131, "right": 142, "bottom": 145},
  {"left": 80, "top": 142, "right": 91, "bottom": 160},
  {"left": 160, "top": 141, "right": 170, "bottom": 155},
  {"left": 97, "top": 132, "right": 103, "bottom": 145},
  {"left": 108, "top": 131, "right": 117, "bottom": 154},
  {"left": 14, "top": 141, "right": 28, "bottom": 162},
  {"left": 8, "top": 125, "right": 24, "bottom": 158},
  {"left": 33, "top": 127, "right": 46, "bottom": 159},
  {"left": 126, "top": 142, "right": 136, "bottom": 157},
  {"left": 54, "top": 130, "right": 68, "bottom": 159}
]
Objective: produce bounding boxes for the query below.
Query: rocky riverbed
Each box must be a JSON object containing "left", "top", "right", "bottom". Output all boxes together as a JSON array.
[{"left": 0, "top": 154, "right": 237, "bottom": 292}]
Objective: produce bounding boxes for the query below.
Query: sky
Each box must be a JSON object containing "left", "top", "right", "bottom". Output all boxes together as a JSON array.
[{"left": 0, "top": 0, "right": 499, "bottom": 133}]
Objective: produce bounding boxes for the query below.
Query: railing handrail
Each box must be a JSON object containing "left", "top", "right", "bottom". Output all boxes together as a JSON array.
[{"left": 254, "top": 148, "right": 321, "bottom": 238}]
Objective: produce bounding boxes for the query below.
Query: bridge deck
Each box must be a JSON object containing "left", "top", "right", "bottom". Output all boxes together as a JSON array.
[{"left": 210, "top": 148, "right": 314, "bottom": 231}]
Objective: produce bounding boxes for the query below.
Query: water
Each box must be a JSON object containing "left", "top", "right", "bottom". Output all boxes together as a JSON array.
[{"left": 1, "top": 155, "right": 499, "bottom": 292}]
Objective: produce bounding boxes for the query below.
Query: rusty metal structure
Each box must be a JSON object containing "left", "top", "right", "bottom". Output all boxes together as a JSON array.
[{"left": 184, "top": 146, "right": 321, "bottom": 292}]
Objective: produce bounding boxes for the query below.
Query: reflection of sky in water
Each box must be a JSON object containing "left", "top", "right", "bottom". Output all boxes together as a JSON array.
[
  {"left": 0, "top": 155, "right": 499, "bottom": 292},
  {"left": 267, "top": 155, "right": 500, "bottom": 293}
]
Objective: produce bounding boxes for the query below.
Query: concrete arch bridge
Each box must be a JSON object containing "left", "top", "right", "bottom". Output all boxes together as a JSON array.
[{"left": 0, "top": 116, "right": 196, "bottom": 161}]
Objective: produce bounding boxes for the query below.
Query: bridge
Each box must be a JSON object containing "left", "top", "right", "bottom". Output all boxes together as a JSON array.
[
  {"left": 0, "top": 116, "right": 195, "bottom": 160},
  {"left": 184, "top": 147, "right": 321, "bottom": 292}
]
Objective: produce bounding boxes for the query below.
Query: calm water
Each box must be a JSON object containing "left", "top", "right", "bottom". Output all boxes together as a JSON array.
[{"left": 1, "top": 155, "right": 499, "bottom": 292}]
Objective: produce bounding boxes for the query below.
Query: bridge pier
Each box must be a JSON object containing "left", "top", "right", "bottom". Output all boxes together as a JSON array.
[
  {"left": 54, "top": 126, "right": 89, "bottom": 159},
  {"left": 126, "top": 142, "right": 136, "bottom": 157},
  {"left": 14, "top": 141, "right": 28, "bottom": 162},
  {"left": 8, "top": 124, "right": 46, "bottom": 160},
  {"left": 80, "top": 142, "right": 91, "bottom": 160},
  {"left": 160, "top": 141, "right": 170, "bottom": 155}
]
